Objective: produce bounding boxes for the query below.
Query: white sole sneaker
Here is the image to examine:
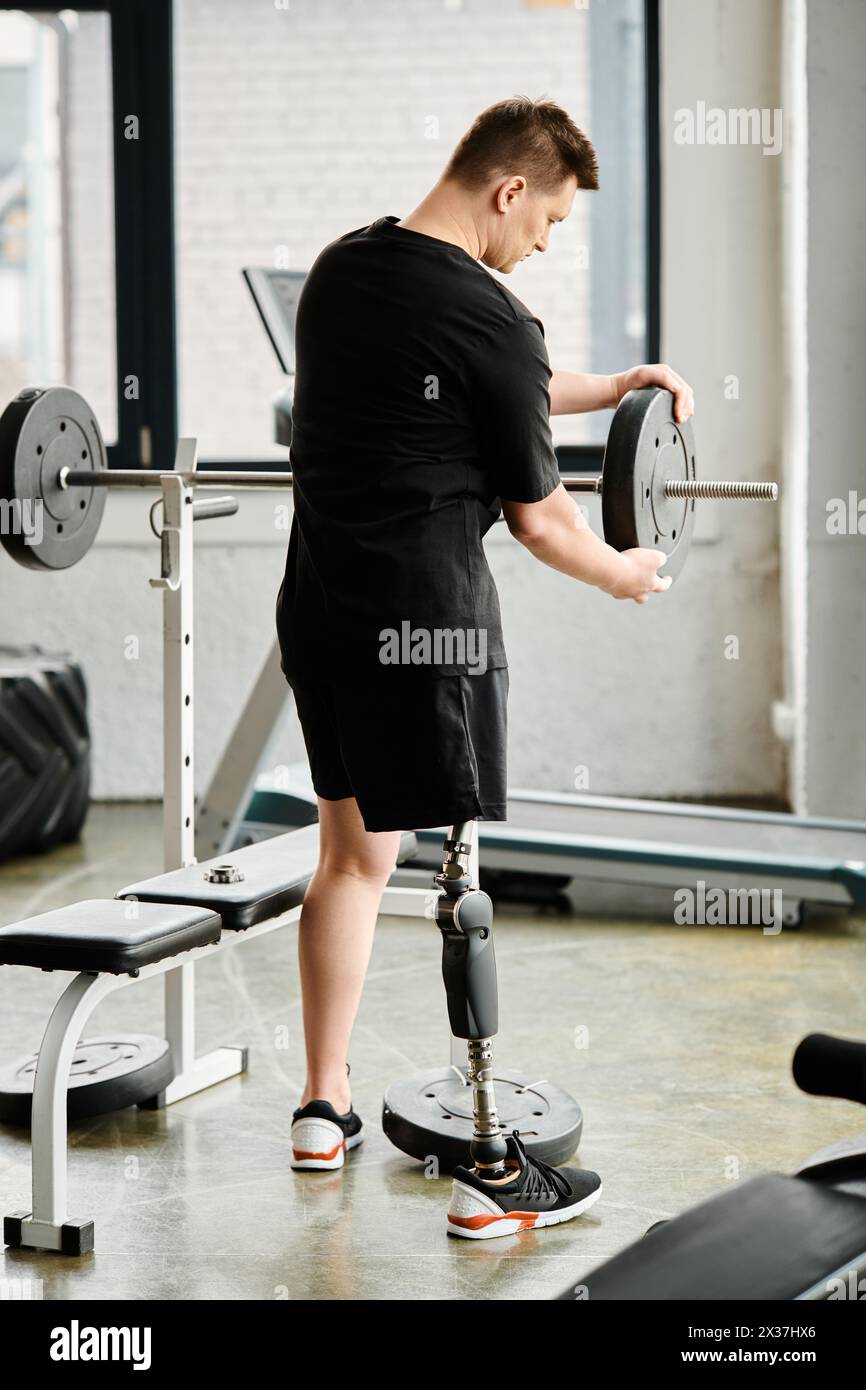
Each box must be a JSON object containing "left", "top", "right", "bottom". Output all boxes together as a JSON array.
[
  {"left": 291, "top": 1117, "right": 364, "bottom": 1170},
  {"left": 446, "top": 1179, "right": 602, "bottom": 1239}
]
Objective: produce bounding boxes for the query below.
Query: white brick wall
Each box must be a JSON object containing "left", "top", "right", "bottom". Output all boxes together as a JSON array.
[{"left": 174, "top": 0, "right": 599, "bottom": 458}]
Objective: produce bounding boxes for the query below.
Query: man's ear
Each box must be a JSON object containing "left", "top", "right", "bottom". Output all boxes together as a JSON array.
[{"left": 495, "top": 175, "right": 526, "bottom": 213}]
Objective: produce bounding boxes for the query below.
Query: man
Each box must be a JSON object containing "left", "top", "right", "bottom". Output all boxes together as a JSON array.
[{"left": 277, "top": 96, "right": 693, "bottom": 1233}]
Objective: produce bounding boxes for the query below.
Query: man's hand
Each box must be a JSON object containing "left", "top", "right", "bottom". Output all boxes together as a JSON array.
[
  {"left": 610, "top": 364, "right": 694, "bottom": 424},
  {"left": 603, "top": 547, "right": 672, "bottom": 604}
]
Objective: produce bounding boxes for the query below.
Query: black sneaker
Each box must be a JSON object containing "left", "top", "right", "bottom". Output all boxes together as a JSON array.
[
  {"left": 447, "top": 1131, "right": 602, "bottom": 1239},
  {"left": 291, "top": 1065, "right": 362, "bottom": 1171},
  {"left": 291, "top": 1099, "right": 364, "bottom": 1170}
]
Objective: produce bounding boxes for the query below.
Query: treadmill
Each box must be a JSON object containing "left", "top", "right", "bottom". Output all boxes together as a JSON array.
[
  {"left": 196, "top": 269, "right": 866, "bottom": 924},
  {"left": 242, "top": 765, "right": 866, "bottom": 923}
]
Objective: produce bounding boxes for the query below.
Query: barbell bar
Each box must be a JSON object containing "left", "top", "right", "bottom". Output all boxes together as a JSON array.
[
  {"left": 563, "top": 476, "right": 777, "bottom": 499},
  {"left": 0, "top": 384, "right": 778, "bottom": 580},
  {"left": 57, "top": 467, "right": 777, "bottom": 500}
]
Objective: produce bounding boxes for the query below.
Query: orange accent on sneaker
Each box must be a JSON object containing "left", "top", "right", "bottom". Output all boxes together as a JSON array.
[
  {"left": 292, "top": 1139, "right": 346, "bottom": 1161},
  {"left": 448, "top": 1210, "right": 540, "bottom": 1231}
]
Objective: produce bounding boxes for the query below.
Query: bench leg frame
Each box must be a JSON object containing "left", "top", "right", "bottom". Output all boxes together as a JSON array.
[
  {"left": 4, "top": 970, "right": 118, "bottom": 1254},
  {"left": 4, "top": 869, "right": 432, "bottom": 1254}
]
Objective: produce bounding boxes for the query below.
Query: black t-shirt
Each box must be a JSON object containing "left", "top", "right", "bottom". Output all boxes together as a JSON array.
[{"left": 276, "top": 215, "right": 561, "bottom": 679}]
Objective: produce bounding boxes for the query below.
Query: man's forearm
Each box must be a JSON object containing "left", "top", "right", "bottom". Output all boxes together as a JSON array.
[
  {"left": 548, "top": 371, "right": 618, "bottom": 416},
  {"left": 513, "top": 496, "right": 626, "bottom": 592}
]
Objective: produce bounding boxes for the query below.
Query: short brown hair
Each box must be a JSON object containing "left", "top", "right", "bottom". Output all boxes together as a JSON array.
[{"left": 445, "top": 96, "right": 599, "bottom": 193}]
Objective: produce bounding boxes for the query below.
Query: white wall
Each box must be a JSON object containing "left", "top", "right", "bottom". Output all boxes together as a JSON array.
[{"left": 173, "top": 0, "right": 600, "bottom": 458}]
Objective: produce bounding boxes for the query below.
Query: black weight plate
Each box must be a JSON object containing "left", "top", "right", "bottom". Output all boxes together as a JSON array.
[
  {"left": 601, "top": 386, "right": 697, "bottom": 583},
  {"left": 0, "top": 1033, "right": 174, "bottom": 1126},
  {"left": 382, "top": 1066, "right": 583, "bottom": 1173},
  {"left": 0, "top": 386, "right": 106, "bottom": 571}
]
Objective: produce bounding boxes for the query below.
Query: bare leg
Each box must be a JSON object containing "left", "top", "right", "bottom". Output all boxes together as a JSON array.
[{"left": 298, "top": 796, "right": 401, "bottom": 1111}]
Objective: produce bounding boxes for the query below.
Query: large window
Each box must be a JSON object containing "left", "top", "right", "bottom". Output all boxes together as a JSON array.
[
  {"left": 0, "top": 1, "right": 656, "bottom": 472},
  {"left": 174, "top": 0, "right": 653, "bottom": 461},
  {"left": 0, "top": 8, "right": 117, "bottom": 439}
]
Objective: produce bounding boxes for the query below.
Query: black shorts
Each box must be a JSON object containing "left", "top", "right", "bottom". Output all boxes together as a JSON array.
[{"left": 287, "top": 666, "right": 508, "bottom": 833}]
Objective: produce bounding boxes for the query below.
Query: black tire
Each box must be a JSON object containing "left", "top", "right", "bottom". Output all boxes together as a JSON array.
[{"left": 0, "top": 644, "right": 92, "bottom": 860}]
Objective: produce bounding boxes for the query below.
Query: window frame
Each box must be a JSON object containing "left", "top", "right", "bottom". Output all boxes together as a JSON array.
[{"left": 556, "top": 0, "right": 661, "bottom": 474}]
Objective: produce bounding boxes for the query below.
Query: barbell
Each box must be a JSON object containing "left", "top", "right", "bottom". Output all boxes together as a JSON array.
[{"left": 0, "top": 384, "right": 777, "bottom": 579}]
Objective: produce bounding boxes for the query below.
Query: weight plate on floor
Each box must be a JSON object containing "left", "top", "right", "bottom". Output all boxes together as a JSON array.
[
  {"left": 0, "top": 386, "right": 106, "bottom": 571},
  {"left": 0, "top": 1033, "right": 174, "bottom": 1126},
  {"left": 601, "top": 386, "right": 697, "bottom": 583},
  {"left": 383, "top": 1066, "right": 583, "bottom": 1172}
]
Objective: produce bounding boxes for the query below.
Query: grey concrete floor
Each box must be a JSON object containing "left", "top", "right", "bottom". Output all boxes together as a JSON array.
[{"left": 1, "top": 803, "right": 865, "bottom": 1301}]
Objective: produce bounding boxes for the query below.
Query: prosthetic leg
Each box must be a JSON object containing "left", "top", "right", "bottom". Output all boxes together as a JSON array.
[
  {"left": 433, "top": 821, "right": 603, "bottom": 1237},
  {"left": 433, "top": 821, "right": 509, "bottom": 1176},
  {"left": 381, "top": 820, "right": 583, "bottom": 1174}
]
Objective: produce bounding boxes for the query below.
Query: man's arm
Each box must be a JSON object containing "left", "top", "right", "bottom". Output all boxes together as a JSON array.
[
  {"left": 522, "top": 362, "right": 694, "bottom": 602},
  {"left": 548, "top": 371, "right": 617, "bottom": 415},
  {"left": 502, "top": 483, "right": 671, "bottom": 605},
  {"left": 549, "top": 363, "right": 695, "bottom": 422}
]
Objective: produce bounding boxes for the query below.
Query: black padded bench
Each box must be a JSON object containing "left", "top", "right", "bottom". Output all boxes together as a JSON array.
[
  {"left": 0, "top": 898, "right": 222, "bottom": 975},
  {"left": 114, "top": 825, "right": 420, "bottom": 929},
  {"left": 0, "top": 898, "right": 222, "bottom": 1255},
  {"left": 0, "top": 825, "right": 416, "bottom": 1255},
  {"left": 559, "top": 1173, "right": 866, "bottom": 1300}
]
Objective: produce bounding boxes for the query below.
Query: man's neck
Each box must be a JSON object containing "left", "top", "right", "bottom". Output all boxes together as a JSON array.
[{"left": 398, "top": 185, "right": 482, "bottom": 260}]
